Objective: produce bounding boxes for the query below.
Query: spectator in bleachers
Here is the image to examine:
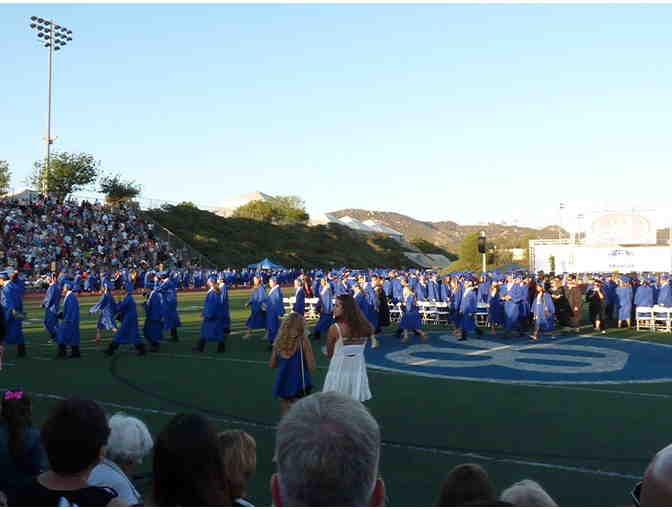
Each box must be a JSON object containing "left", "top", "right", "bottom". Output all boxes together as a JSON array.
[
  {"left": 0, "top": 390, "right": 49, "bottom": 494},
  {"left": 271, "top": 391, "right": 385, "bottom": 506},
  {"left": 437, "top": 463, "right": 496, "bottom": 506},
  {"left": 152, "top": 413, "right": 234, "bottom": 506},
  {"left": 0, "top": 195, "right": 190, "bottom": 277},
  {"left": 88, "top": 412, "right": 153, "bottom": 506},
  {"left": 218, "top": 429, "right": 257, "bottom": 506},
  {"left": 9, "top": 397, "right": 125, "bottom": 506},
  {"left": 500, "top": 479, "right": 557, "bottom": 506}
]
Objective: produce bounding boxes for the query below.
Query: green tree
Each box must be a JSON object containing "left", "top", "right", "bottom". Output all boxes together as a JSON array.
[
  {"left": 267, "top": 195, "right": 309, "bottom": 225},
  {"left": 99, "top": 173, "right": 142, "bottom": 205},
  {"left": 0, "top": 160, "right": 10, "bottom": 195},
  {"left": 409, "top": 237, "right": 457, "bottom": 260},
  {"left": 232, "top": 200, "right": 280, "bottom": 223},
  {"left": 28, "top": 152, "right": 101, "bottom": 202},
  {"left": 445, "top": 232, "right": 483, "bottom": 272},
  {"left": 176, "top": 201, "right": 198, "bottom": 209}
]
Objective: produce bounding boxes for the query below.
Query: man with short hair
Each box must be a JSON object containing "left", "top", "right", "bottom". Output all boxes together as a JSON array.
[{"left": 271, "top": 391, "right": 385, "bottom": 507}]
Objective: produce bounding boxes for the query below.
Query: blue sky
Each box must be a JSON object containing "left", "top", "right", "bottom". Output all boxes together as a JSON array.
[{"left": 3, "top": 3, "right": 672, "bottom": 229}]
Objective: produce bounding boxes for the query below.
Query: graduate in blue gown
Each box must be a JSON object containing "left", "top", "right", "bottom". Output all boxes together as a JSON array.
[
  {"left": 414, "top": 276, "right": 429, "bottom": 301},
  {"left": 143, "top": 278, "right": 164, "bottom": 352},
  {"left": 391, "top": 276, "right": 404, "bottom": 304},
  {"left": 634, "top": 280, "right": 655, "bottom": 307},
  {"left": 310, "top": 278, "right": 334, "bottom": 340},
  {"left": 488, "top": 281, "right": 505, "bottom": 334},
  {"left": 89, "top": 282, "right": 117, "bottom": 345},
  {"left": 0, "top": 271, "right": 27, "bottom": 358},
  {"left": 398, "top": 287, "right": 428, "bottom": 343},
  {"left": 500, "top": 275, "right": 524, "bottom": 337},
  {"left": 244, "top": 276, "right": 267, "bottom": 338},
  {"left": 458, "top": 280, "right": 479, "bottom": 341},
  {"left": 427, "top": 275, "right": 441, "bottom": 302},
  {"left": 218, "top": 276, "right": 231, "bottom": 348},
  {"left": 56, "top": 281, "right": 81, "bottom": 359},
  {"left": 264, "top": 277, "right": 284, "bottom": 349},
  {"left": 657, "top": 274, "right": 672, "bottom": 307},
  {"left": 42, "top": 274, "right": 61, "bottom": 343},
  {"left": 104, "top": 283, "right": 146, "bottom": 356},
  {"left": 194, "top": 278, "right": 226, "bottom": 353},
  {"left": 615, "top": 276, "right": 634, "bottom": 328},
  {"left": 156, "top": 272, "right": 182, "bottom": 342},
  {"left": 531, "top": 282, "right": 556, "bottom": 341},
  {"left": 292, "top": 279, "right": 306, "bottom": 316}
]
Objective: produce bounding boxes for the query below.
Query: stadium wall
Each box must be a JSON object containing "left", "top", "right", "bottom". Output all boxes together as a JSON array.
[{"left": 530, "top": 240, "right": 672, "bottom": 273}]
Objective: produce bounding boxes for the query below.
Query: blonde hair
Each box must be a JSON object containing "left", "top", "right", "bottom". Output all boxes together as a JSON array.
[
  {"left": 274, "top": 312, "right": 305, "bottom": 356},
  {"left": 218, "top": 430, "right": 257, "bottom": 500}
]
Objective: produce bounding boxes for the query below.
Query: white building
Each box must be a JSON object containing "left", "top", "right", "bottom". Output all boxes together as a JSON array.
[{"left": 214, "top": 191, "right": 274, "bottom": 218}]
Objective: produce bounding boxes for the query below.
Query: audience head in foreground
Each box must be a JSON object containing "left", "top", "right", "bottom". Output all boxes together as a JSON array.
[
  {"left": 437, "top": 463, "right": 496, "bottom": 506},
  {"left": 640, "top": 443, "right": 672, "bottom": 506},
  {"left": 500, "top": 479, "right": 557, "bottom": 506},
  {"left": 219, "top": 429, "right": 257, "bottom": 506},
  {"left": 272, "top": 391, "right": 385, "bottom": 506},
  {"left": 153, "top": 413, "right": 233, "bottom": 506}
]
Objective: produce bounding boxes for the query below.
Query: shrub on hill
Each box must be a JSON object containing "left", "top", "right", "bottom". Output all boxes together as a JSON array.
[{"left": 145, "top": 204, "right": 413, "bottom": 268}]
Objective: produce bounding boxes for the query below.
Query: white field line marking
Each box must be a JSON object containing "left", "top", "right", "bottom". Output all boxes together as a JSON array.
[
  {"left": 0, "top": 386, "right": 643, "bottom": 481},
  {"left": 467, "top": 345, "right": 511, "bottom": 356},
  {"left": 411, "top": 359, "right": 436, "bottom": 366}
]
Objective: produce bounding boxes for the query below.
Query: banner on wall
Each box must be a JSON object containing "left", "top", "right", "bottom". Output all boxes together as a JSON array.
[{"left": 532, "top": 244, "right": 672, "bottom": 273}]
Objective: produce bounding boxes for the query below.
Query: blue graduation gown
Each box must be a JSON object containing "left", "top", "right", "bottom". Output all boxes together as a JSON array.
[
  {"left": 427, "top": 280, "right": 440, "bottom": 301},
  {"left": 501, "top": 283, "right": 523, "bottom": 330},
  {"left": 488, "top": 288, "right": 505, "bottom": 326},
  {"left": 615, "top": 286, "right": 633, "bottom": 320},
  {"left": 42, "top": 282, "right": 61, "bottom": 340},
  {"left": 293, "top": 287, "right": 306, "bottom": 315},
  {"left": 399, "top": 295, "right": 422, "bottom": 330},
  {"left": 265, "top": 286, "right": 284, "bottom": 343},
  {"left": 90, "top": 292, "right": 117, "bottom": 330},
  {"left": 57, "top": 292, "right": 80, "bottom": 346},
  {"left": 391, "top": 279, "right": 404, "bottom": 303},
  {"left": 113, "top": 294, "right": 141, "bottom": 344},
  {"left": 218, "top": 284, "right": 231, "bottom": 335},
  {"left": 532, "top": 292, "right": 555, "bottom": 332},
  {"left": 364, "top": 285, "right": 379, "bottom": 328},
  {"left": 415, "top": 282, "right": 429, "bottom": 301},
  {"left": 246, "top": 286, "right": 267, "bottom": 329},
  {"left": 2, "top": 282, "right": 25, "bottom": 345},
  {"left": 143, "top": 290, "right": 164, "bottom": 342},
  {"left": 313, "top": 286, "right": 334, "bottom": 334},
  {"left": 634, "top": 285, "right": 654, "bottom": 307},
  {"left": 459, "top": 289, "right": 478, "bottom": 333},
  {"left": 201, "top": 289, "right": 222, "bottom": 342},
  {"left": 439, "top": 283, "right": 451, "bottom": 303},
  {"left": 658, "top": 284, "right": 672, "bottom": 307},
  {"left": 157, "top": 280, "right": 182, "bottom": 330}
]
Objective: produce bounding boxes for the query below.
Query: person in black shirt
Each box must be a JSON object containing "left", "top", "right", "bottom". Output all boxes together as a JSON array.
[{"left": 9, "top": 397, "right": 125, "bottom": 506}]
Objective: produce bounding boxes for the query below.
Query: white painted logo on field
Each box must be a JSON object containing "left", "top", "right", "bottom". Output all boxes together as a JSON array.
[{"left": 385, "top": 336, "right": 628, "bottom": 374}]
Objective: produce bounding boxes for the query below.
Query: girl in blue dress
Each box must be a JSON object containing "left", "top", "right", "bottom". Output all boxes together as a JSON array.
[
  {"left": 90, "top": 282, "right": 117, "bottom": 345},
  {"left": 244, "top": 277, "right": 267, "bottom": 338},
  {"left": 269, "top": 312, "right": 316, "bottom": 416},
  {"left": 399, "top": 287, "right": 428, "bottom": 343}
]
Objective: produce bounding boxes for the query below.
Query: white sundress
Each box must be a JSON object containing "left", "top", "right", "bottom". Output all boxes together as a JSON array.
[{"left": 322, "top": 323, "right": 372, "bottom": 402}]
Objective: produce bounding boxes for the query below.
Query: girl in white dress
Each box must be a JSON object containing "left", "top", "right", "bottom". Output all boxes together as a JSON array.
[{"left": 322, "top": 294, "right": 372, "bottom": 402}]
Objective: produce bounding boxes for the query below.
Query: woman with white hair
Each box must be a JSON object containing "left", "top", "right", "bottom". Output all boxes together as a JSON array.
[
  {"left": 500, "top": 479, "right": 557, "bottom": 506},
  {"left": 88, "top": 412, "right": 154, "bottom": 505}
]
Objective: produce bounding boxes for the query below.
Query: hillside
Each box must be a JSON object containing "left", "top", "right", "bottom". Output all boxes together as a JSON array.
[
  {"left": 145, "top": 204, "right": 414, "bottom": 269},
  {"left": 329, "top": 208, "right": 563, "bottom": 251}
]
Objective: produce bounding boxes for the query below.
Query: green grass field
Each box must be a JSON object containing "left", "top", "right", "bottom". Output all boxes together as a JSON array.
[{"left": 3, "top": 289, "right": 672, "bottom": 506}]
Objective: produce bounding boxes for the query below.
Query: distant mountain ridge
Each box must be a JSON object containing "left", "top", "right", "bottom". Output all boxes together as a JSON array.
[{"left": 328, "top": 208, "right": 561, "bottom": 251}]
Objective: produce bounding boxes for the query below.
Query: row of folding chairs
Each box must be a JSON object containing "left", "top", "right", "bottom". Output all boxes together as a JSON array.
[
  {"left": 636, "top": 306, "right": 672, "bottom": 333},
  {"left": 283, "top": 297, "right": 320, "bottom": 321}
]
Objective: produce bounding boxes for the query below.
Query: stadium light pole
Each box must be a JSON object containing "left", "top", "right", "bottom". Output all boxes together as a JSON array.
[{"left": 29, "top": 16, "right": 74, "bottom": 194}]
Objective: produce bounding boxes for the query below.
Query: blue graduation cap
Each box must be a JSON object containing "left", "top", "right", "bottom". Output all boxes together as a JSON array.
[{"left": 620, "top": 276, "right": 631, "bottom": 283}]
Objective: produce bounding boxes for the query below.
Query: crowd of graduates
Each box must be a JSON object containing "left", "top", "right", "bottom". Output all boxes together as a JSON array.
[{"left": 3, "top": 262, "right": 672, "bottom": 362}]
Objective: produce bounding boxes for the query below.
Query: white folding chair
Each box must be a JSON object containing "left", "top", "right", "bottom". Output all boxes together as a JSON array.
[
  {"left": 653, "top": 306, "right": 672, "bottom": 333},
  {"left": 636, "top": 306, "right": 654, "bottom": 331}
]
